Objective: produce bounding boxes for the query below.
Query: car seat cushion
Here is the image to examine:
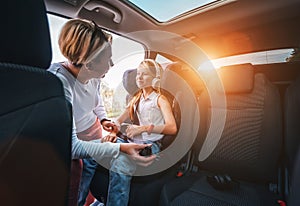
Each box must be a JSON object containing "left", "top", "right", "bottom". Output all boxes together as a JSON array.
[{"left": 164, "top": 175, "right": 279, "bottom": 206}]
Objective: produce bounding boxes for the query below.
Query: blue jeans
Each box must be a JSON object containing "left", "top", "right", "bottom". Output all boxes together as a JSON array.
[
  {"left": 106, "top": 138, "right": 160, "bottom": 206},
  {"left": 78, "top": 158, "right": 98, "bottom": 206}
]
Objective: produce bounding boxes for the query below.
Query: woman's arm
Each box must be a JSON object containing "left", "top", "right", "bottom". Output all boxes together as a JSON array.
[{"left": 72, "top": 132, "right": 156, "bottom": 166}]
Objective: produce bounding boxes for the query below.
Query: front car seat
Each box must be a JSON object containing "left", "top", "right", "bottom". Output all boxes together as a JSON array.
[{"left": 0, "top": 0, "right": 72, "bottom": 205}]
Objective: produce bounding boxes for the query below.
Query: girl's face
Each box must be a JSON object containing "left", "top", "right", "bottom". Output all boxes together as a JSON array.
[{"left": 136, "top": 66, "right": 154, "bottom": 89}]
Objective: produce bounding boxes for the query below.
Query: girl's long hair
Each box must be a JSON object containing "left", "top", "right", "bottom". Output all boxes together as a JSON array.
[{"left": 129, "top": 90, "right": 142, "bottom": 122}]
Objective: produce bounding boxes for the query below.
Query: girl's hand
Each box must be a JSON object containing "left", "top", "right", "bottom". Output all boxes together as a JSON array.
[{"left": 126, "top": 124, "right": 144, "bottom": 137}]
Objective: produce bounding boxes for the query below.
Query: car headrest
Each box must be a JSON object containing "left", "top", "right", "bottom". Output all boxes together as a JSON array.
[
  {"left": 164, "top": 62, "right": 182, "bottom": 72},
  {"left": 217, "top": 63, "right": 254, "bottom": 94},
  {"left": 161, "top": 62, "right": 181, "bottom": 85},
  {"left": 0, "top": 0, "right": 52, "bottom": 69},
  {"left": 123, "top": 68, "right": 139, "bottom": 95}
]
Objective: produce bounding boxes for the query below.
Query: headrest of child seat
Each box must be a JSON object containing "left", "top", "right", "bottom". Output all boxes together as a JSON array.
[
  {"left": 122, "top": 69, "right": 139, "bottom": 95},
  {"left": 161, "top": 62, "right": 182, "bottom": 81},
  {"left": 0, "top": 0, "right": 52, "bottom": 69},
  {"left": 164, "top": 62, "right": 182, "bottom": 72},
  {"left": 217, "top": 63, "right": 254, "bottom": 94}
]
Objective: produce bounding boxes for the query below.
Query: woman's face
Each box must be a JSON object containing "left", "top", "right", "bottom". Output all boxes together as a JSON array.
[
  {"left": 86, "top": 43, "right": 113, "bottom": 79},
  {"left": 136, "top": 66, "right": 154, "bottom": 89}
]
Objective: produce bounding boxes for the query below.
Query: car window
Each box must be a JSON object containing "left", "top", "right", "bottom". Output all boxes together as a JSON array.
[
  {"left": 47, "top": 14, "right": 68, "bottom": 63},
  {"left": 126, "top": 0, "right": 230, "bottom": 22},
  {"left": 156, "top": 54, "right": 172, "bottom": 65},
  {"left": 210, "top": 48, "right": 294, "bottom": 68}
]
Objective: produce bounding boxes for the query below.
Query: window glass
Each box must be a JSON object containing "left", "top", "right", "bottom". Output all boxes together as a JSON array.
[
  {"left": 156, "top": 54, "right": 172, "bottom": 65},
  {"left": 210, "top": 48, "right": 294, "bottom": 68},
  {"left": 47, "top": 14, "right": 68, "bottom": 63},
  {"left": 126, "top": 0, "right": 224, "bottom": 22}
]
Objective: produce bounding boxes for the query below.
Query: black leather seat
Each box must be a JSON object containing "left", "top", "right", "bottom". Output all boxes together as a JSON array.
[
  {"left": 160, "top": 63, "right": 282, "bottom": 206},
  {"left": 0, "top": 0, "right": 72, "bottom": 205}
]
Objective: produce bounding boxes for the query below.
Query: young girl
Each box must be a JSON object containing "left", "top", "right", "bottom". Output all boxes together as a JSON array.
[{"left": 103, "top": 59, "right": 177, "bottom": 206}]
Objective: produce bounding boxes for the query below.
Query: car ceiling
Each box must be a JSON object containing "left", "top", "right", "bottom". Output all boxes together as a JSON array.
[{"left": 45, "top": 0, "right": 300, "bottom": 59}]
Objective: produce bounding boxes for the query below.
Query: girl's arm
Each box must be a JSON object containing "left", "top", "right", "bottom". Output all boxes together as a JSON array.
[
  {"left": 126, "top": 95, "right": 177, "bottom": 137},
  {"left": 153, "top": 95, "right": 177, "bottom": 135}
]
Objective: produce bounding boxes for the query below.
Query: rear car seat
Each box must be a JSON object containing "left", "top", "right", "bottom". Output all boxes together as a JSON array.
[
  {"left": 160, "top": 63, "right": 283, "bottom": 206},
  {"left": 287, "top": 149, "right": 300, "bottom": 206},
  {"left": 284, "top": 73, "right": 300, "bottom": 205}
]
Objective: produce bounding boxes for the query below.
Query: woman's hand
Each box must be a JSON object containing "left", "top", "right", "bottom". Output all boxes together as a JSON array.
[
  {"left": 126, "top": 124, "right": 145, "bottom": 138},
  {"left": 102, "top": 120, "right": 118, "bottom": 133},
  {"left": 120, "top": 143, "right": 156, "bottom": 166},
  {"left": 101, "top": 132, "right": 117, "bottom": 143}
]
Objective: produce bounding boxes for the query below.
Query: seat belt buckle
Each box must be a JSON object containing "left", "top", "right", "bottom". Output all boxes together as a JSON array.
[{"left": 176, "top": 171, "right": 184, "bottom": 177}]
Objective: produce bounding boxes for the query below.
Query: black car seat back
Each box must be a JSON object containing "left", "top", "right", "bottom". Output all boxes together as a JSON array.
[
  {"left": 198, "top": 63, "right": 282, "bottom": 182},
  {"left": 0, "top": 0, "right": 72, "bottom": 205}
]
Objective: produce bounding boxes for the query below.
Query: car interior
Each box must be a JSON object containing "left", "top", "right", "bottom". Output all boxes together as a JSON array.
[{"left": 1, "top": 0, "right": 300, "bottom": 205}]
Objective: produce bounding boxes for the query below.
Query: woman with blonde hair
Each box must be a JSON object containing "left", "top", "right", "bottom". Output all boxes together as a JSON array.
[{"left": 47, "top": 19, "right": 155, "bottom": 206}]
